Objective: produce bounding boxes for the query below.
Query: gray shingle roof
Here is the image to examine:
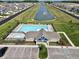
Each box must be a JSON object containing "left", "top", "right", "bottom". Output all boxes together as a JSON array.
[
  {"left": 26, "top": 31, "right": 39, "bottom": 39},
  {"left": 26, "top": 29, "right": 60, "bottom": 42}
]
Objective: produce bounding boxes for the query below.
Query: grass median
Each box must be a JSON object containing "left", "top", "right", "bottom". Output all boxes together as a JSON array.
[{"left": 39, "top": 44, "right": 48, "bottom": 59}]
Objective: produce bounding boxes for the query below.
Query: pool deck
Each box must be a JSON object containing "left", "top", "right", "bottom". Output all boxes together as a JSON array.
[
  {"left": 13, "top": 24, "right": 23, "bottom": 32},
  {"left": 13, "top": 24, "right": 54, "bottom": 33},
  {"left": 48, "top": 25, "right": 54, "bottom": 32}
]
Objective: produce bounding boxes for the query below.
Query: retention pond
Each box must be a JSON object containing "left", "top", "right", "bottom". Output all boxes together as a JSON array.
[{"left": 34, "top": 2, "right": 55, "bottom": 21}]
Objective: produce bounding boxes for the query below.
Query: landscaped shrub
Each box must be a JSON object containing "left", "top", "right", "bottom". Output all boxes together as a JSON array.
[{"left": 39, "top": 44, "right": 48, "bottom": 59}]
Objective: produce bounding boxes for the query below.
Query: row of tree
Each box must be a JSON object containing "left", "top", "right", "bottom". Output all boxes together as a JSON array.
[
  {"left": 0, "top": 0, "right": 79, "bottom": 3},
  {"left": 0, "top": 0, "right": 38, "bottom": 2}
]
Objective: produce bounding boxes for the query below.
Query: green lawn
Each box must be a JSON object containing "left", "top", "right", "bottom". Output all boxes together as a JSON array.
[
  {"left": 59, "top": 33, "right": 71, "bottom": 46},
  {"left": 0, "top": 19, "right": 18, "bottom": 40},
  {"left": 47, "top": 5, "right": 79, "bottom": 23},
  {"left": 39, "top": 44, "right": 48, "bottom": 59},
  {"left": 46, "top": 4, "right": 79, "bottom": 46}
]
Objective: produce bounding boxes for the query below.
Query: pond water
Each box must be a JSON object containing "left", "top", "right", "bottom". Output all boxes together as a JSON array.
[{"left": 34, "top": 2, "right": 55, "bottom": 21}]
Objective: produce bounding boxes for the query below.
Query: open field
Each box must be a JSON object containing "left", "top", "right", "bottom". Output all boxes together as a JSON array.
[{"left": 46, "top": 4, "right": 79, "bottom": 46}]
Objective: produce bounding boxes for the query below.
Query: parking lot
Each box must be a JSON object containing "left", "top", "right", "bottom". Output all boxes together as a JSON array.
[
  {"left": 48, "top": 47, "right": 79, "bottom": 59},
  {"left": 0, "top": 46, "right": 39, "bottom": 59}
]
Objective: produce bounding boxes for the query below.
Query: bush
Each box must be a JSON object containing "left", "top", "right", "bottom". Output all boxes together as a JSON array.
[{"left": 39, "top": 44, "right": 48, "bottom": 59}]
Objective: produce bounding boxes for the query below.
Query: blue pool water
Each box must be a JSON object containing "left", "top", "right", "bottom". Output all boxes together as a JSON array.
[{"left": 18, "top": 25, "right": 48, "bottom": 32}]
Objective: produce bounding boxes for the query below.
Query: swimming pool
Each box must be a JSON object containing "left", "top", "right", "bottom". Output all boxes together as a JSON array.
[{"left": 17, "top": 24, "right": 48, "bottom": 32}]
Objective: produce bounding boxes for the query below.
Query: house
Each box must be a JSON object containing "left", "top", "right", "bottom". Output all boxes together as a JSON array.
[
  {"left": 25, "top": 29, "right": 60, "bottom": 44},
  {"left": 6, "top": 29, "right": 60, "bottom": 44}
]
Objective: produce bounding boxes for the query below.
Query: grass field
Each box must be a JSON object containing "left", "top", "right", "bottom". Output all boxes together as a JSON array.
[
  {"left": 59, "top": 33, "right": 71, "bottom": 46},
  {"left": 46, "top": 4, "right": 79, "bottom": 46}
]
